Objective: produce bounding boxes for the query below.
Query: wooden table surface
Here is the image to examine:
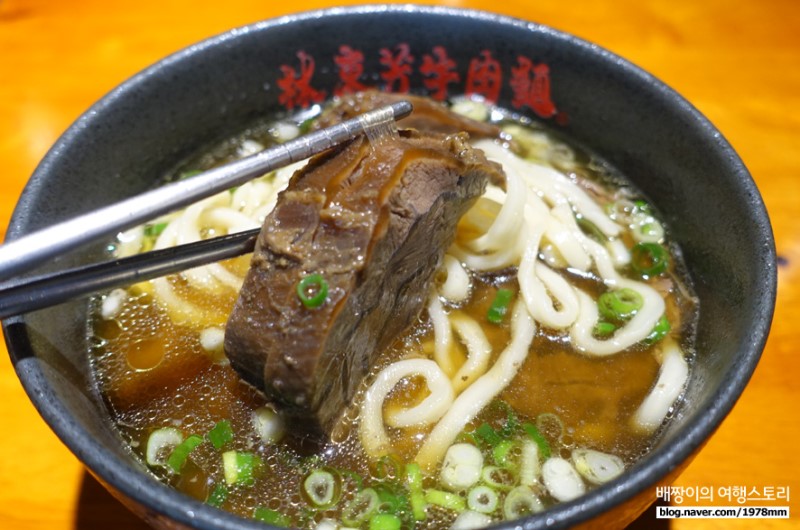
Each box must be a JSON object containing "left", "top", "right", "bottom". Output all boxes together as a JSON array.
[{"left": 0, "top": 0, "right": 797, "bottom": 528}]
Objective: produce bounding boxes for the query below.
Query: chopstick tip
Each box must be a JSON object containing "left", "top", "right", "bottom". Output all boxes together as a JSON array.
[{"left": 390, "top": 100, "right": 413, "bottom": 121}]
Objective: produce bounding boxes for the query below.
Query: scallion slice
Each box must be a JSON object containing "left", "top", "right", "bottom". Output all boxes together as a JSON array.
[
  {"left": 519, "top": 439, "right": 541, "bottom": 487},
  {"left": 369, "top": 513, "right": 402, "bottom": 530},
  {"left": 166, "top": 434, "right": 203, "bottom": 473},
  {"left": 374, "top": 454, "right": 402, "bottom": 481},
  {"left": 467, "top": 485, "right": 499, "bottom": 514},
  {"left": 644, "top": 315, "right": 671, "bottom": 344},
  {"left": 503, "top": 485, "right": 544, "bottom": 519},
  {"left": 487, "top": 288, "right": 514, "bottom": 324},
  {"left": 143, "top": 222, "right": 168, "bottom": 238},
  {"left": 207, "top": 419, "right": 234, "bottom": 450},
  {"left": 631, "top": 242, "right": 669, "bottom": 277},
  {"left": 342, "top": 488, "right": 380, "bottom": 527},
  {"left": 576, "top": 217, "right": 607, "bottom": 242},
  {"left": 496, "top": 402, "right": 520, "bottom": 438},
  {"left": 206, "top": 483, "right": 228, "bottom": 508},
  {"left": 475, "top": 422, "right": 502, "bottom": 447},
  {"left": 302, "top": 469, "right": 339, "bottom": 507},
  {"left": 492, "top": 439, "right": 518, "bottom": 468},
  {"left": 572, "top": 448, "right": 625, "bottom": 485},
  {"left": 633, "top": 199, "right": 651, "bottom": 213},
  {"left": 296, "top": 273, "right": 329, "bottom": 309},
  {"left": 440, "top": 443, "right": 483, "bottom": 491},
  {"left": 145, "top": 427, "right": 183, "bottom": 468},
  {"left": 479, "top": 466, "right": 515, "bottom": 491},
  {"left": 222, "top": 450, "right": 260, "bottom": 486},
  {"left": 252, "top": 406, "right": 285, "bottom": 444},
  {"left": 405, "top": 463, "right": 427, "bottom": 521},
  {"left": 425, "top": 489, "right": 466, "bottom": 512},
  {"left": 633, "top": 219, "right": 664, "bottom": 243},
  {"left": 179, "top": 169, "right": 202, "bottom": 180},
  {"left": 597, "top": 288, "right": 644, "bottom": 323},
  {"left": 374, "top": 485, "right": 410, "bottom": 515},
  {"left": 522, "top": 423, "right": 551, "bottom": 460},
  {"left": 253, "top": 507, "right": 292, "bottom": 527},
  {"left": 592, "top": 321, "right": 617, "bottom": 337}
]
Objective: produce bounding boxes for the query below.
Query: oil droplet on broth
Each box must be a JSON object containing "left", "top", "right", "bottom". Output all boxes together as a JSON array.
[{"left": 126, "top": 337, "right": 166, "bottom": 371}]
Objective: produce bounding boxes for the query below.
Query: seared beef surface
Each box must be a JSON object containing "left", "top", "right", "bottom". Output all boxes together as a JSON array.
[{"left": 224, "top": 130, "right": 502, "bottom": 435}]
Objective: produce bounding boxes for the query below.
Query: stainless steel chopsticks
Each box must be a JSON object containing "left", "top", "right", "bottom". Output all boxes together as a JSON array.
[
  {"left": 0, "top": 100, "right": 412, "bottom": 284},
  {"left": 0, "top": 228, "right": 261, "bottom": 319}
]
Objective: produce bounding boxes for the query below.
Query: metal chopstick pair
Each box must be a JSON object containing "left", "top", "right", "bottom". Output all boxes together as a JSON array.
[{"left": 0, "top": 100, "right": 413, "bottom": 319}]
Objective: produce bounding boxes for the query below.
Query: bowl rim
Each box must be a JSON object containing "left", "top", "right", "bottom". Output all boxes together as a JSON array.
[{"left": 4, "top": 4, "right": 777, "bottom": 530}]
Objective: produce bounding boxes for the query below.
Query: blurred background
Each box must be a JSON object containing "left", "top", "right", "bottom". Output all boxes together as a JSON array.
[{"left": 0, "top": 0, "right": 797, "bottom": 528}]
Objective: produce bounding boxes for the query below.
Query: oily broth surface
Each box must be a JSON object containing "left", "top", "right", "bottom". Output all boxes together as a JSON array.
[{"left": 90, "top": 104, "right": 696, "bottom": 527}]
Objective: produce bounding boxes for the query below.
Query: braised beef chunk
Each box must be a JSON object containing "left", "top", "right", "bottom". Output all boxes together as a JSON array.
[
  {"left": 224, "top": 130, "right": 502, "bottom": 435},
  {"left": 314, "top": 91, "right": 502, "bottom": 139}
]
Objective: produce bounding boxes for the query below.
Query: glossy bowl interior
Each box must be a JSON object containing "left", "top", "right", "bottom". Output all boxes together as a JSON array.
[{"left": 3, "top": 5, "right": 776, "bottom": 530}]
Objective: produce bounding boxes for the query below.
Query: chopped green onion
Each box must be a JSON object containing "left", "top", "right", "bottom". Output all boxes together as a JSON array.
[
  {"left": 166, "top": 434, "right": 203, "bottom": 473},
  {"left": 222, "top": 450, "right": 260, "bottom": 486},
  {"left": 492, "top": 440, "right": 518, "bottom": 469},
  {"left": 440, "top": 444, "right": 483, "bottom": 491},
  {"left": 299, "top": 116, "right": 316, "bottom": 135},
  {"left": 492, "top": 400, "right": 519, "bottom": 438},
  {"left": 503, "top": 485, "right": 544, "bottom": 519},
  {"left": 315, "top": 519, "right": 339, "bottom": 530},
  {"left": 633, "top": 219, "right": 665, "bottom": 243},
  {"left": 643, "top": 315, "right": 671, "bottom": 344},
  {"left": 451, "top": 510, "right": 493, "bottom": 530},
  {"left": 518, "top": 440, "right": 541, "bottom": 487},
  {"left": 342, "top": 488, "right": 380, "bottom": 527},
  {"left": 456, "top": 431, "right": 479, "bottom": 446},
  {"left": 405, "top": 463, "right": 427, "bottom": 522},
  {"left": 475, "top": 423, "right": 502, "bottom": 447},
  {"left": 369, "top": 513, "right": 402, "bottom": 530},
  {"left": 375, "top": 484, "right": 410, "bottom": 515},
  {"left": 179, "top": 169, "right": 202, "bottom": 180},
  {"left": 541, "top": 457, "right": 586, "bottom": 502},
  {"left": 633, "top": 199, "right": 651, "bottom": 213},
  {"left": 143, "top": 222, "right": 168, "bottom": 238},
  {"left": 253, "top": 507, "right": 292, "bottom": 527},
  {"left": 252, "top": 406, "right": 285, "bottom": 444},
  {"left": 374, "top": 454, "right": 402, "bottom": 481},
  {"left": 206, "top": 483, "right": 228, "bottom": 508},
  {"left": 598, "top": 288, "right": 644, "bottom": 323},
  {"left": 522, "top": 423, "right": 551, "bottom": 460},
  {"left": 480, "top": 466, "right": 516, "bottom": 491},
  {"left": 640, "top": 222, "right": 657, "bottom": 235},
  {"left": 576, "top": 217, "right": 606, "bottom": 242},
  {"left": 487, "top": 288, "right": 514, "bottom": 324},
  {"left": 341, "top": 469, "right": 365, "bottom": 491},
  {"left": 207, "top": 420, "right": 234, "bottom": 450},
  {"left": 302, "top": 469, "right": 339, "bottom": 507},
  {"left": 146, "top": 427, "right": 183, "bottom": 468},
  {"left": 467, "top": 485, "right": 499, "bottom": 514},
  {"left": 451, "top": 98, "right": 490, "bottom": 122},
  {"left": 296, "top": 273, "right": 329, "bottom": 309},
  {"left": 593, "top": 321, "right": 617, "bottom": 337},
  {"left": 572, "top": 448, "right": 625, "bottom": 485},
  {"left": 535, "top": 413, "right": 564, "bottom": 444},
  {"left": 631, "top": 242, "right": 669, "bottom": 277},
  {"left": 425, "top": 489, "right": 466, "bottom": 512},
  {"left": 502, "top": 414, "right": 519, "bottom": 438}
]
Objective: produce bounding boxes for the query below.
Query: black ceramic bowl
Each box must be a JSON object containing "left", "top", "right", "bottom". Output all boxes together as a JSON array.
[{"left": 3, "top": 5, "right": 776, "bottom": 530}]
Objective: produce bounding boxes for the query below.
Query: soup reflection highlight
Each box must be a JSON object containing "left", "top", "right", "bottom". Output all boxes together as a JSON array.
[{"left": 91, "top": 95, "right": 697, "bottom": 529}]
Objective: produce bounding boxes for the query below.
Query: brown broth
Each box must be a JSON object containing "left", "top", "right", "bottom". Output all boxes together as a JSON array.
[{"left": 90, "top": 104, "right": 698, "bottom": 529}]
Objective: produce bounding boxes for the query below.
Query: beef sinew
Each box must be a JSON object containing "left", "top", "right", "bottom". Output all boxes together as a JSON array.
[{"left": 224, "top": 130, "right": 502, "bottom": 435}]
